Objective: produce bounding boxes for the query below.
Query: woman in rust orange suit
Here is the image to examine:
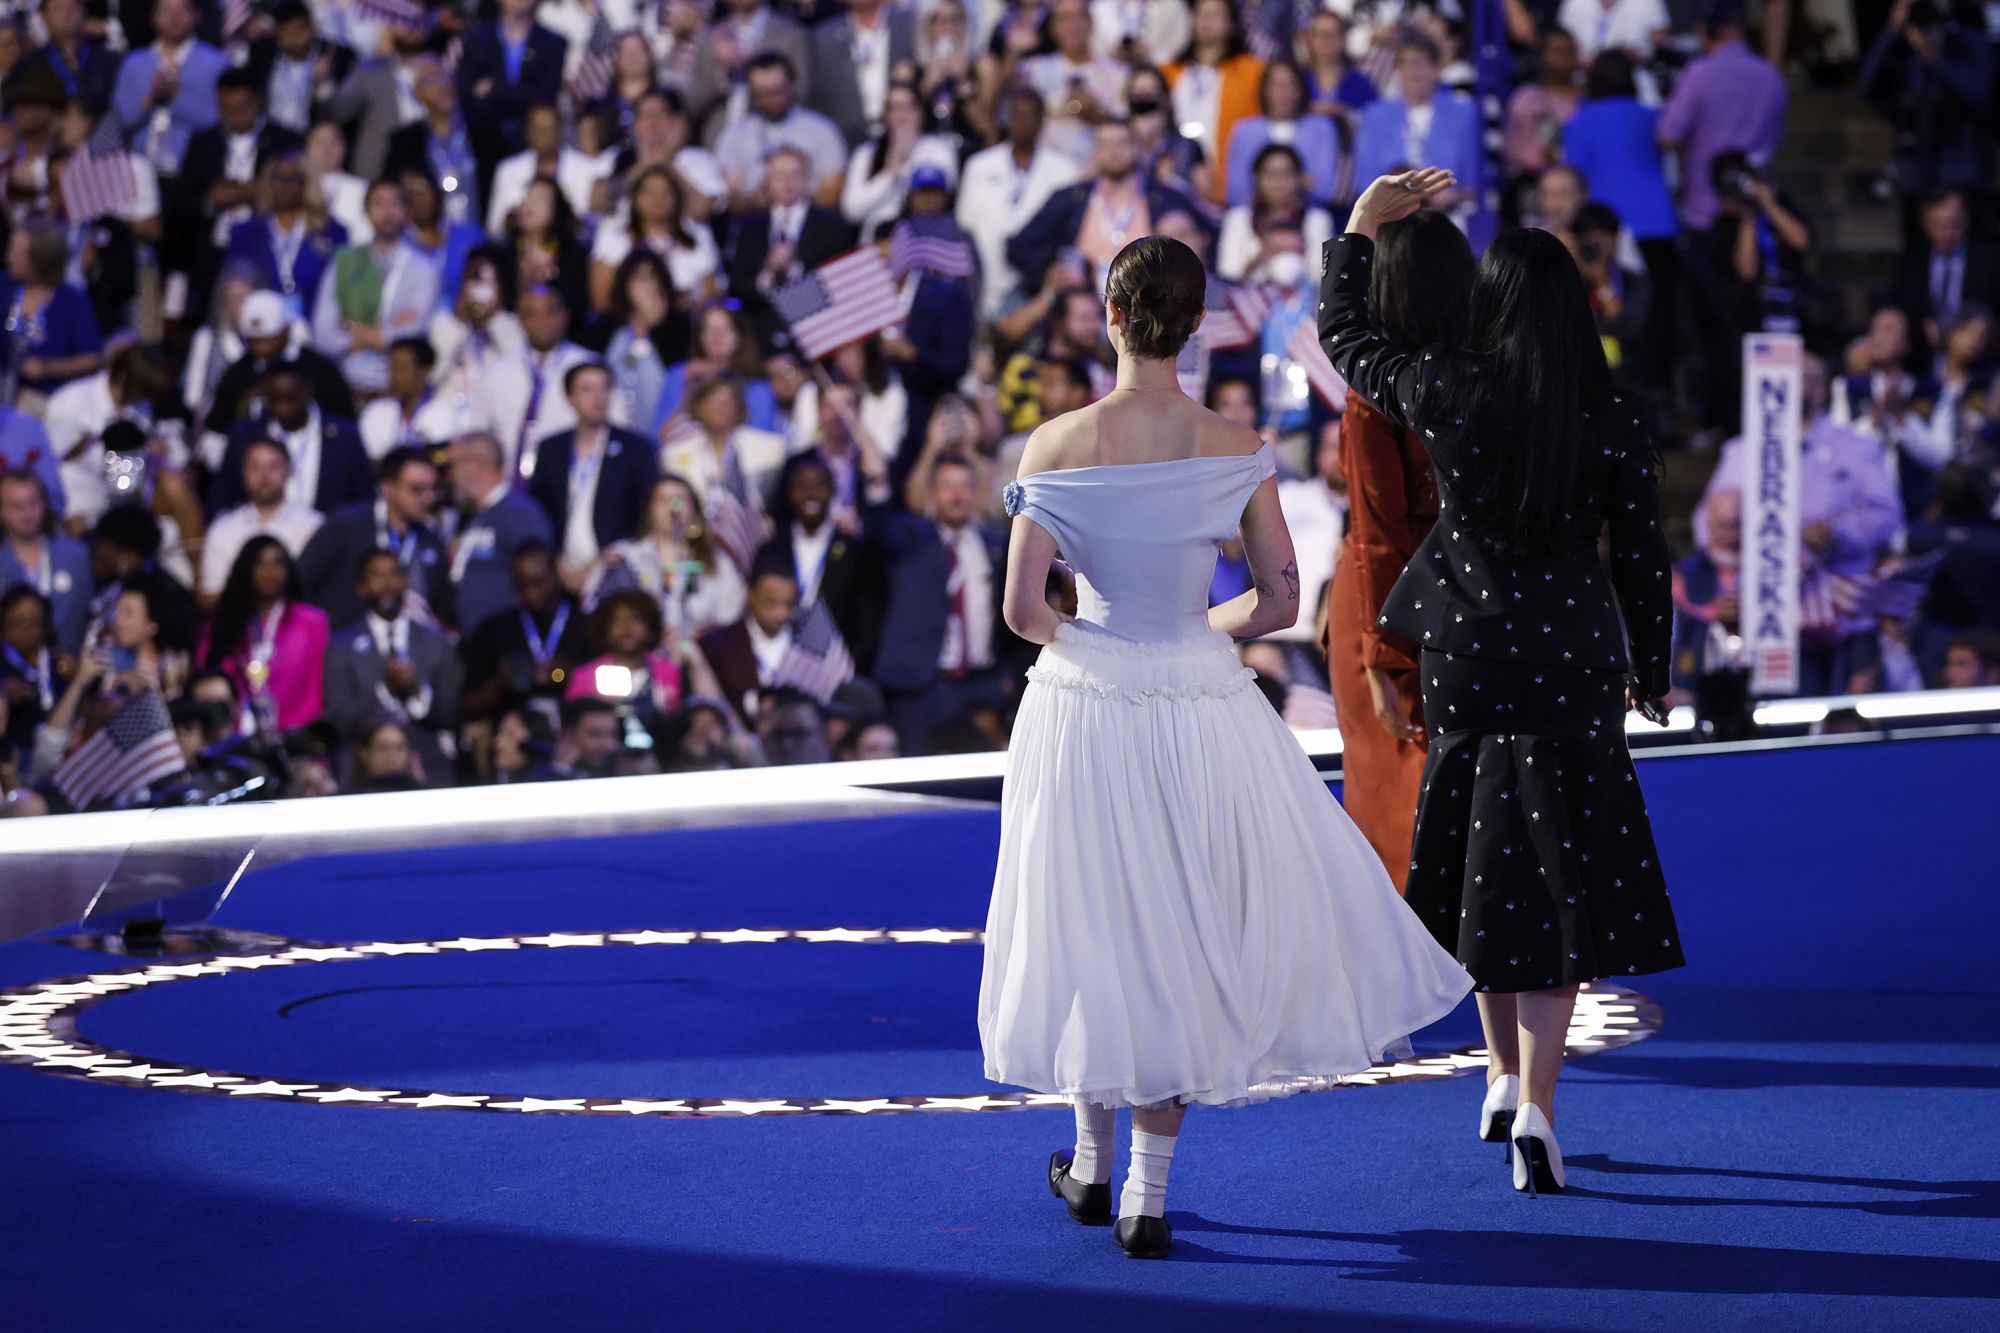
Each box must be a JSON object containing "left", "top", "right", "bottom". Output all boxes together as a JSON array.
[{"left": 1325, "top": 211, "right": 1476, "bottom": 891}]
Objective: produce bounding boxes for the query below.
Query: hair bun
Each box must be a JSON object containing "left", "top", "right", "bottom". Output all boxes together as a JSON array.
[{"left": 1104, "top": 237, "right": 1207, "bottom": 362}]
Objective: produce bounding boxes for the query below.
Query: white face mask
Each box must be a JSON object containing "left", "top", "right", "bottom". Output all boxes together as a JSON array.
[{"left": 1265, "top": 250, "right": 1305, "bottom": 289}]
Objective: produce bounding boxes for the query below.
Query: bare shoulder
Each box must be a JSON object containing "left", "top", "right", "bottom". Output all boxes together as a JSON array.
[
  {"left": 1014, "top": 403, "right": 1102, "bottom": 479},
  {"left": 1189, "top": 401, "right": 1267, "bottom": 460}
]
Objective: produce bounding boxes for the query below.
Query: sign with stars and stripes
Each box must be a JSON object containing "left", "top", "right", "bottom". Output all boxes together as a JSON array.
[
  {"left": 888, "top": 214, "right": 975, "bottom": 281},
  {"left": 770, "top": 600, "right": 854, "bottom": 703},
  {"left": 53, "top": 689, "right": 185, "bottom": 811},
  {"left": 59, "top": 116, "right": 140, "bottom": 223},
  {"left": 351, "top": 0, "right": 430, "bottom": 34},
  {"left": 770, "top": 248, "right": 904, "bottom": 362},
  {"left": 1200, "top": 279, "right": 1275, "bottom": 352},
  {"left": 569, "top": 9, "right": 617, "bottom": 102},
  {"left": 1288, "top": 315, "right": 1347, "bottom": 411}
]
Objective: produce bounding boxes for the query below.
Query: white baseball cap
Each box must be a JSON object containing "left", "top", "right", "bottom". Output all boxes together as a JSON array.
[
  {"left": 674, "top": 148, "right": 727, "bottom": 205},
  {"left": 239, "top": 290, "right": 290, "bottom": 339}
]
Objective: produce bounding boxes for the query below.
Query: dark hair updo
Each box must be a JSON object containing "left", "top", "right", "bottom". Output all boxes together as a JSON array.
[{"left": 1104, "top": 236, "right": 1206, "bottom": 362}]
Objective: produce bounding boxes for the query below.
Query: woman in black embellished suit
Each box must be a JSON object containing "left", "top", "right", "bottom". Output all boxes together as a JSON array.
[{"left": 1317, "top": 169, "right": 1685, "bottom": 1195}]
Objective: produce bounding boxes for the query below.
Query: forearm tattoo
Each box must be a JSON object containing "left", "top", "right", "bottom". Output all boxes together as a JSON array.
[{"left": 1253, "top": 560, "right": 1301, "bottom": 602}]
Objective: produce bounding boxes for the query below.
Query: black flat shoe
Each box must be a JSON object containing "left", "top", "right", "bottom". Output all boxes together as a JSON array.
[
  {"left": 1047, "top": 1151, "right": 1112, "bottom": 1225},
  {"left": 1114, "top": 1214, "right": 1172, "bottom": 1259}
]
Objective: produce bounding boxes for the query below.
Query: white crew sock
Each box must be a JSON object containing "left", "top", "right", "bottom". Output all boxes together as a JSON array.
[
  {"left": 1071, "top": 1099, "right": 1115, "bottom": 1184},
  {"left": 1119, "top": 1129, "right": 1178, "bottom": 1218}
]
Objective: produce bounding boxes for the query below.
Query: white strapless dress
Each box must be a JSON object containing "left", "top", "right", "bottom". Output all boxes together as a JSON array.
[{"left": 979, "top": 445, "right": 1472, "bottom": 1108}]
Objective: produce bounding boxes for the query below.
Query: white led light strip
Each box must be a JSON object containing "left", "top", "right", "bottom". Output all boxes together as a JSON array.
[{"left": 0, "top": 931, "right": 1663, "bottom": 1115}]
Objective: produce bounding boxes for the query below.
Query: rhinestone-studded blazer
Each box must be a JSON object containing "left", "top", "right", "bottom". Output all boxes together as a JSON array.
[{"left": 1315, "top": 233, "right": 1673, "bottom": 699}]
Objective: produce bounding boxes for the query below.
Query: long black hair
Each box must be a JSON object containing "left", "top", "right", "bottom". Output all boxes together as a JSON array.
[
  {"left": 204, "top": 535, "right": 302, "bottom": 672},
  {"left": 1372, "top": 210, "right": 1475, "bottom": 352},
  {"left": 1435, "top": 227, "right": 1611, "bottom": 555}
]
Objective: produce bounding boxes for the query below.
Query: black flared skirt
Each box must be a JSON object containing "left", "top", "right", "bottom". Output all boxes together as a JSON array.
[{"left": 1404, "top": 650, "right": 1686, "bottom": 994}]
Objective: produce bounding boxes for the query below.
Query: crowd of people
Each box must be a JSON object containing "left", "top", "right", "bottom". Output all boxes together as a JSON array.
[{"left": 0, "top": 0, "right": 1996, "bottom": 813}]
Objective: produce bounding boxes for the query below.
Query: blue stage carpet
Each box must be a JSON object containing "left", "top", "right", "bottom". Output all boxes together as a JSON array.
[{"left": 1, "top": 735, "right": 1996, "bottom": 1329}]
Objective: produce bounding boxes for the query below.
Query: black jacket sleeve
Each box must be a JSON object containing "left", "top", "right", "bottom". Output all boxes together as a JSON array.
[
  {"left": 1605, "top": 426, "right": 1674, "bottom": 700},
  {"left": 1315, "top": 233, "right": 1430, "bottom": 434}
]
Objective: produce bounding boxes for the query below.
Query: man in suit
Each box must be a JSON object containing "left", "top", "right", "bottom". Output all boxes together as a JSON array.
[
  {"left": 685, "top": 0, "right": 812, "bottom": 142},
  {"left": 1007, "top": 119, "right": 1197, "bottom": 297},
  {"left": 805, "top": 0, "right": 916, "bottom": 148},
  {"left": 12, "top": 0, "right": 119, "bottom": 115},
  {"left": 324, "top": 546, "right": 463, "bottom": 783},
  {"left": 753, "top": 451, "right": 883, "bottom": 672},
  {"left": 297, "top": 446, "right": 453, "bottom": 632},
  {"left": 177, "top": 66, "right": 304, "bottom": 213},
  {"left": 869, "top": 452, "right": 1019, "bottom": 755},
  {"left": 215, "top": 368, "right": 374, "bottom": 518},
  {"left": 459, "top": 540, "right": 592, "bottom": 723},
  {"left": 384, "top": 55, "right": 482, "bottom": 230},
  {"left": 1892, "top": 188, "right": 2000, "bottom": 371},
  {"left": 528, "top": 362, "right": 660, "bottom": 593},
  {"left": 448, "top": 431, "right": 553, "bottom": 637},
  {"left": 723, "top": 146, "right": 855, "bottom": 353},
  {"left": 175, "top": 66, "right": 304, "bottom": 315},
  {"left": 241, "top": 1, "right": 354, "bottom": 137},
  {"left": 697, "top": 553, "right": 800, "bottom": 727},
  {"left": 454, "top": 0, "right": 568, "bottom": 191}
]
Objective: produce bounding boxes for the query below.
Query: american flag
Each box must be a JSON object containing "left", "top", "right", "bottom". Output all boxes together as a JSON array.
[
  {"left": 54, "top": 689, "right": 186, "bottom": 811},
  {"left": 353, "top": 0, "right": 430, "bottom": 35},
  {"left": 221, "top": 0, "right": 256, "bottom": 45},
  {"left": 888, "top": 214, "right": 975, "bottom": 280},
  {"left": 1201, "top": 279, "right": 1273, "bottom": 351},
  {"left": 1798, "top": 554, "right": 1937, "bottom": 631},
  {"left": 570, "top": 9, "right": 618, "bottom": 103},
  {"left": 1174, "top": 320, "right": 1209, "bottom": 399},
  {"left": 770, "top": 248, "right": 904, "bottom": 361},
  {"left": 60, "top": 115, "right": 139, "bottom": 223},
  {"left": 770, "top": 600, "right": 854, "bottom": 703},
  {"left": 1286, "top": 315, "right": 1347, "bottom": 410}
]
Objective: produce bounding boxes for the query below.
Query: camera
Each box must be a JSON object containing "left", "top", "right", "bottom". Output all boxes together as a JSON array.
[
  {"left": 100, "top": 419, "right": 152, "bottom": 508},
  {"left": 1576, "top": 237, "right": 1605, "bottom": 266}
]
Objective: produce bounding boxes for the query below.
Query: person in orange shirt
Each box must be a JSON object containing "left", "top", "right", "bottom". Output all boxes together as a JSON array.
[
  {"left": 1325, "top": 209, "right": 1474, "bottom": 892},
  {"left": 1162, "top": 0, "right": 1263, "bottom": 207}
]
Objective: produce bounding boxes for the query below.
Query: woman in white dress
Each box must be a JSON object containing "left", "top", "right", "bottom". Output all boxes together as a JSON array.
[{"left": 981, "top": 235, "right": 1472, "bottom": 1258}]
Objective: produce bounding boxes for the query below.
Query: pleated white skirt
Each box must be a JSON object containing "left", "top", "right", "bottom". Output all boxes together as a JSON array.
[{"left": 979, "top": 621, "right": 1474, "bottom": 1109}]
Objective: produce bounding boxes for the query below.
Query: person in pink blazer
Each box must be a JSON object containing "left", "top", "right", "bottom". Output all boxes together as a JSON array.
[{"left": 199, "top": 534, "right": 330, "bottom": 730}]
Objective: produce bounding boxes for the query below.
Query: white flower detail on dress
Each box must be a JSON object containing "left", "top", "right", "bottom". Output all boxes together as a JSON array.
[{"left": 1002, "top": 480, "right": 1027, "bottom": 516}]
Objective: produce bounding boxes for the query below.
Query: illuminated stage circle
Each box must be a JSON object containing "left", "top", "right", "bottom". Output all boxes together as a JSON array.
[{"left": 0, "top": 930, "right": 1663, "bottom": 1116}]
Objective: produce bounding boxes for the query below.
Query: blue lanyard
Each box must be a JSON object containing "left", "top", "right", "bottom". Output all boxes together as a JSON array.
[
  {"left": 48, "top": 43, "right": 91, "bottom": 98},
  {"left": 3, "top": 641, "right": 54, "bottom": 711},
  {"left": 520, "top": 603, "right": 570, "bottom": 665}
]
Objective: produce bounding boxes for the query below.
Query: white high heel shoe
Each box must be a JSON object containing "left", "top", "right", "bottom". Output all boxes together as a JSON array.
[
  {"left": 1479, "top": 1074, "right": 1519, "bottom": 1151},
  {"left": 1510, "top": 1103, "right": 1565, "bottom": 1196}
]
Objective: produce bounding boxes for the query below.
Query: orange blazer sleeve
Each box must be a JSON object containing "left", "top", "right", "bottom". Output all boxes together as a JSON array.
[{"left": 1339, "top": 388, "right": 1439, "bottom": 673}]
